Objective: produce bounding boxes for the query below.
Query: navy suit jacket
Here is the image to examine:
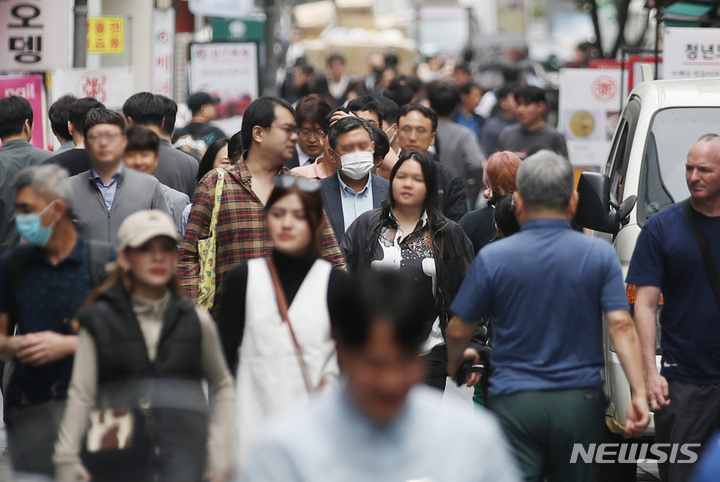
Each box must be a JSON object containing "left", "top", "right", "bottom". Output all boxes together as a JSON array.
[
  {"left": 320, "top": 173, "right": 389, "bottom": 243},
  {"left": 283, "top": 149, "right": 300, "bottom": 169}
]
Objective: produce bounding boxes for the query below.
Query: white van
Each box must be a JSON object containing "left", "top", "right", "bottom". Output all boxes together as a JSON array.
[{"left": 575, "top": 68, "right": 720, "bottom": 442}]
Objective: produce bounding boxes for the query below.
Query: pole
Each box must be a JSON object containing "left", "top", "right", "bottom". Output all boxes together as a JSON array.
[
  {"left": 73, "top": 0, "right": 88, "bottom": 68},
  {"left": 263, "top": 0, "right": 279, "bottom": 95}
]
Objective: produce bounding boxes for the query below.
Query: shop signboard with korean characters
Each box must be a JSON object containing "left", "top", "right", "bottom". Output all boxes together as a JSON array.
[
  {"left": 152, "top": 9, "right": 175, "bottom": 98},
  {"left": 0, "top": 1, "right": 72, "bottom": 71},
  {"left": 664, "top": 27, "right": 720, "bottom": 79},
  {"left": 559, "top": 68, "right": 624, "bottom": 179},
  {"left": 0, "top": 75, "right": 48, "bottom": 150},
  {"left": 51, "top": 68, "right": 135, "bottom": 111},
  {"left": 189, "top": 42, "right": 259, "bottom": 134}
]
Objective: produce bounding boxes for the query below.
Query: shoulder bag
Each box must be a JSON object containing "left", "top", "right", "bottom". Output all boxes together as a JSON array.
[
  {"left": 681, "top": 198, "right": 720, "bottom": 314},
  {"left": 197, "top": 169, "right": 225, "bottom": 311},
  {"left": 266, "top": 258, "right": 330, "bottom": 393}
]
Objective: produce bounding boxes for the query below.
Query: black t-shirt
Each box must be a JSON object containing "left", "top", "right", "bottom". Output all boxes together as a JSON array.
[
  {"left": 458, "top": 205, "right": 497, "bottom": 255},
  {"left": 171, "top": 122, "right": 226, "bottom": 146}
]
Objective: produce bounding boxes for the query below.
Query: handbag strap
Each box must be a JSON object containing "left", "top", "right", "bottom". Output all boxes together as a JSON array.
[
  {"left": 681, "top": 198, "right": 720, "bottom": 315},
  {"left": 208, "top": 169, "right": 225, "bottom": 234},
  {"left": 266, "top": 258, "right": 314, "bottom": 394}
]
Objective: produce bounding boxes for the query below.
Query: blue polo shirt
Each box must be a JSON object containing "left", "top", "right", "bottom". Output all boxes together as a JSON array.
[
  {"left": 0, "top": 237, "right": 94, "bottom": 411},
  {"left": 451, "top": 219, "right": 628, "bottom": 397}
]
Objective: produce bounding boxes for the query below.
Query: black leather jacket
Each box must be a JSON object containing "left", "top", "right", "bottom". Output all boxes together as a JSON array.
[{"left": 341, "top": 205, "right": 487, "bottom": 351}]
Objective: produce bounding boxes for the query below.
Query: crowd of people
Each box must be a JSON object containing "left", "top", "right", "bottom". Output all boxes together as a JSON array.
[{"left": 0, "top": 50, "right": 717, "bottom": 482}]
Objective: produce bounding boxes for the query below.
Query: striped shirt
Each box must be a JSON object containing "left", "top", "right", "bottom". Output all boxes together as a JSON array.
[{"left": 178, "top": 162, "right": 345, "bottom": 316}]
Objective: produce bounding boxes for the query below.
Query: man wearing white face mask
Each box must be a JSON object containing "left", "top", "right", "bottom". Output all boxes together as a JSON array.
[{"left": 319, "top": 117, "right": 389, "bottom": 243}]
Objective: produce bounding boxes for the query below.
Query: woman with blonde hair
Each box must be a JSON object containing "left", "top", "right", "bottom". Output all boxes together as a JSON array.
[{"left": 458, "top": 151, "right": 522, "bottom": 254}]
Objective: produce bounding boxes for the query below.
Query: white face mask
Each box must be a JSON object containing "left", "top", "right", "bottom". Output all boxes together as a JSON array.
[
  {"left": 384, "top": 123, "right": 397, "bottom": 145},
  {"left": 339, "top": 150, "right": 374, "bottom": 180}
]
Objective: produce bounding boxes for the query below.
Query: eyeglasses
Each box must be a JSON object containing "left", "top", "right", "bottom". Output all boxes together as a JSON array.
[
  {"left": 274, "top": 175, "right": 321, "bottom": 193},
  {"left": 267, "top": 124, "right": 299, "bottom": 137},
  {"left": 299, "top": 127, "right": 325, "bottom": 139},
  {"left": 86, "top": 132, "right": 123, "bottom": 144}
]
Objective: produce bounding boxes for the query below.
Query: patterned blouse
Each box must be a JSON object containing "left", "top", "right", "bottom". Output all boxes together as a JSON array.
[{"left": 370, "top": 210, "right": 443, "bottom": 354}]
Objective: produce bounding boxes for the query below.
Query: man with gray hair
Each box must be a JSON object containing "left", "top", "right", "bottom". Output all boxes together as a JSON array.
[
  {"left": 445, "top": 150, "right": 649, "bottom": 481},
  {"left": 0, "top": 165, "right": 113, "bottom": 480}
]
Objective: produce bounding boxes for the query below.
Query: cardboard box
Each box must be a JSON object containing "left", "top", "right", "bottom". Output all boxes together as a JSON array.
[{"left": 302, "top": 36, "right": 417, "bottom": 76}]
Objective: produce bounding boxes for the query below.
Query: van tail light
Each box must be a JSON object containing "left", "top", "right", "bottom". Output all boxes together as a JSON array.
[{"left": 626, "top": 284, "right": 662, "bottom": 355}]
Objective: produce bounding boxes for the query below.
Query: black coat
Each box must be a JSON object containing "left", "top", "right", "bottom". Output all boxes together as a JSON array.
[
  {"left": 432, "top": 154, "right": 469, "bottom": 223},
  {"left": 340, "top": 205, "right": 486, "bottom": 352}
]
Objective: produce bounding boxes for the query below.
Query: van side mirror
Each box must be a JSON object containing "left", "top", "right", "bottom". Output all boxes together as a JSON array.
[{"left": 574, "top": 172, "right": 636, "bottom": 234}]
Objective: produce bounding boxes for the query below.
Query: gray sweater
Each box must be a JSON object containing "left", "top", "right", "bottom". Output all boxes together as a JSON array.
[
  {"left": 0, "top": 140, "right": 53, "bottom": 256},
  {"left": 155, "top": 139, "right": 199, "bottom": 200},
  {"left": 69, "top": 168, "right": 169, "bottom": 245}
]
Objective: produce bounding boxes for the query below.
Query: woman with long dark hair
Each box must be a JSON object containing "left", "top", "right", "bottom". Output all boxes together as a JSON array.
[
  {"left": 197, "top": 138, "right": 230, "bottom": 183},
  {"left": 341, "top": 151, "right": 478, "bottom": 390},
  {"left": 216, "top": 176, "right": 344, "bottom": 466},
  {"left": 180, "top": 138, "right": 232, "bottom": 235},
  {"left": 54, "top": 211, "right": 234, "bottom": 482}
]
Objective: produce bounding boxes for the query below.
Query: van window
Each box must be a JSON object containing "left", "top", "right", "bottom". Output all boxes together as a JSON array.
[
  {"left": 638, "top": 107, "right": 720, "bottom": 225},
  {"left": 608, "top": 98, "right": 640, "bottom": 204}
]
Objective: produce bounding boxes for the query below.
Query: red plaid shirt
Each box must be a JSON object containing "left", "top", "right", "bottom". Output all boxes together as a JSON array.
[{"left": 178, "top": 162, "right": 345, "bottom": 314}]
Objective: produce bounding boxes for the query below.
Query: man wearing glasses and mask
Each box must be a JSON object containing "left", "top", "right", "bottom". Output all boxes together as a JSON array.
[{"left": 319, "top": 116, "right": 389, "bottom": 243}]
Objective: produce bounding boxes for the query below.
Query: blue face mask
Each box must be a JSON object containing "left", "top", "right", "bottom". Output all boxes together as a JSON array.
[{"left": 16, "top": 201, "right": 56, "bottom": 247}]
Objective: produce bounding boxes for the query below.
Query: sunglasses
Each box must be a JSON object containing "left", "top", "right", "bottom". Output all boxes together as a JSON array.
[{"left": 274, "top": 175, "right": 321, "bottom": 193}]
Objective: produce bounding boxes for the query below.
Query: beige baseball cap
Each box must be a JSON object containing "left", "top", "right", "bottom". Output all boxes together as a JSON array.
[{"left": 117, "top": 210, "right": 178, "bottom": 251}]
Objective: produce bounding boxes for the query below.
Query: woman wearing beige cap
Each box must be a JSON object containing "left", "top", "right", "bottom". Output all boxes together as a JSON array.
[{"left": 54, "top": 210, "right": 235, "bottom": 482}]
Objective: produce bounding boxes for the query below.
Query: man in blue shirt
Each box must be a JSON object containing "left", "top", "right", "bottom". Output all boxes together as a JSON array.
[
  {"left": 242, "top": 270, "right": 521, "bottom": 482},
  {"left": 627, "top": 134, "right": 720, "bottom": 482},
  {"left": 0, "top": 165, "right": 112, "bottom": 480},
  {"left": 446, "top": 151, "right": 649, "bottom": 481}
]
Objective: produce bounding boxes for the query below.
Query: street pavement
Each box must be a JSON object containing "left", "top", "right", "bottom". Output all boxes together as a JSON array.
[{"left": 0, "top": 398, "right": 9, "bottom": 481}]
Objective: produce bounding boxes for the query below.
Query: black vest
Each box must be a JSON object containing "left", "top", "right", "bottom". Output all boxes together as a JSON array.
[{"left": 79, "top": 283, "right": 203, "bottom": 385}]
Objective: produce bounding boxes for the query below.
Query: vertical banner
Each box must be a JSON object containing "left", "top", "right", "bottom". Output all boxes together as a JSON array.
[
  {"left": 152, "top": 9, "right": 175, "bottom": 98},
  {"left": 0, "top": 75, "right": 48, "bottom": 150},
  {"left": 51, "top": 68, "right": 135, "bottom": 111},
  {"left": 664, "top": 27, "right": 720, "bottom": 79},
  {"left": 559, "top": 68, "right": 623, "bottom": 173},
  {"left": 190, "top": 42, "right": 259, "bottom": 123},
  {"left": 0, "top": 1, "right": 72, "bottom": 70}
]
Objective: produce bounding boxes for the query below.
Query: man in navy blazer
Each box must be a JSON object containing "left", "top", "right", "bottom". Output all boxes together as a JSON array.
[{"left": 320, "top": 117, "right": 389, "bottom": 243}]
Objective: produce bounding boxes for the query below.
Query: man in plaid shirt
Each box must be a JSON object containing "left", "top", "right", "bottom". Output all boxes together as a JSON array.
[{"left": 179, "top": 97, "right": 345, "bottom": 316}]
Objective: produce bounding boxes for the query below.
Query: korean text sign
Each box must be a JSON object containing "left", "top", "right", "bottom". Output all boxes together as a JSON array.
[
  {"left": 665, "top": 27, "right": 720, "bottom": 79},
  {"left": 0, "top": 1, "right": 72, "bottom": 70},
  {"left": 87, "top": 17, "right": 125, "bottom": 54}
]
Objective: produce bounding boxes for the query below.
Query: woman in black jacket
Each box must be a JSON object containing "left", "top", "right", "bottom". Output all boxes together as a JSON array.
[{"left": 341, "top": 151, "right": 483, "bottom": 389}]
